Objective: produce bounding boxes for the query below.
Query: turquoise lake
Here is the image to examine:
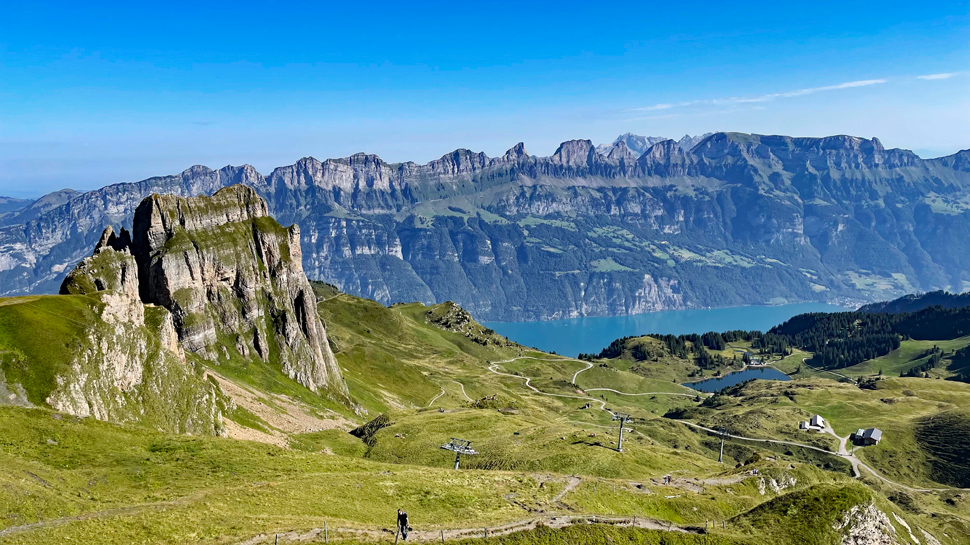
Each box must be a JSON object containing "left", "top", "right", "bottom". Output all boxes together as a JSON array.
[
  {"left": 483, "top": 302, "right": 844, "bottom": 357},
  {"left": 684, "top": 367, "right": 792, "bottom": 393}
]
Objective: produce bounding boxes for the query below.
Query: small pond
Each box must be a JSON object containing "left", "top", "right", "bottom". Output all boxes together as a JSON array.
[{"left": 683, "top": 367, "right": 791, "bottom": 393}]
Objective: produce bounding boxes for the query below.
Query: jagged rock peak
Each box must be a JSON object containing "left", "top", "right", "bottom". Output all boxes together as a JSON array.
[
  {"left": 61, "top": 227, "right": 141, "bottom": 301},
  {"left": 180, "top": 165, "right": 216, "bottom": 177},
  {"left": 62, "top": 184, "right": 349, "bottom": 399},
  {"left": 552, "top": 139, "right": 596, "bottom": 166},
  {"left": 346, "top": 152, "right": 386, "bottom": 167},
  {"left": 639, "top": 139, "right": 684, "bottom": 161},
  {"left": 605, "top": 140, "right": 639, "bottom": 164},
  {"left": 430, "top": 148, "right": 490, "bottom": 175},
  {"left": 607, "top": 134, "right": 670, "bottom": 156},
  {"left": 503, "top": 142, "right": 529, "bottom": 162},
  {"left": 93, "top": 225, "right": 132, "bottom": 254}
]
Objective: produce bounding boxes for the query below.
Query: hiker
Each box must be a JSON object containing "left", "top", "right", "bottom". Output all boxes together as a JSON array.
[{"left": 397, "top": 508, "right": 410, "bottom": 540}]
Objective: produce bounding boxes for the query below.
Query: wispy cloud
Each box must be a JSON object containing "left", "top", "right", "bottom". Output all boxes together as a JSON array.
[
  {"left": 631, "top": 78, "right": 887, "bottom": 112},
  {"left": 917, "top": 72, "right": 959, "bottom": 80},
  {"left": 769, "top": 79, "right": 886, "bottom": 98},
  {"left": 637, "top": 103, "right": 676, "bottom": 111}
]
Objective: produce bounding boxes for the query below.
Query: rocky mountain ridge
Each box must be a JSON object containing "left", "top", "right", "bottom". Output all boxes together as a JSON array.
[
  {"left": 595, "top": 132, "right": 713, "bottom": 156},
  {"left": 3, "top": 132, "right": 970, "bottom": 321}
]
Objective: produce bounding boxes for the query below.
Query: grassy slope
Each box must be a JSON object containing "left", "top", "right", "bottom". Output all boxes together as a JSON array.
[
  {"left": 0, "top": 406, "right": 561, "bottom": 545},
  {"left": 0, "top": 295, "right": 95, "bottom": 404},
  {"left": 317, "top": 294, "right": 535, "bottom": 416},
  {"left": 913, "top": 411, "right": 970, "bottom": 488},
  {"left": 1, "top": 403, "right": 893, "bottom": 545},
  {"left": 731, "top": 483, "right": 873, "bottom": 545},
  {"left": 838, "top": 336, "right": 970, "bottom": 377},
  {"left": 2, "top": 287, "right": 968, "bottom": 543}
]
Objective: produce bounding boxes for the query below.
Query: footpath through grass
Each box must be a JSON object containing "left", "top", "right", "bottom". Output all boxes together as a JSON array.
[{"left": 0, "top": 406, "right": 561, "bottom": 545}]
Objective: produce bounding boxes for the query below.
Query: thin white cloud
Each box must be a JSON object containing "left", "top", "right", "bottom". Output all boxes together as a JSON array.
[
  {"left": 774, "top": 79, "right": 887, "bottom": 98},
  {"left": 917, "top": 72, "right": 959, "bottom": 80},
  {"left": 633, "top": 103, "right": 675, "bottom": 112},
  {"left": 631, "top": 79, "right": 887, "bottom": 112}
]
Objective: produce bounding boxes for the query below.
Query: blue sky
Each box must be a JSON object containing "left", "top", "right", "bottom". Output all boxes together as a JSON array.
[{"left": 1, "top": 1, "right": 968, "bottom": 198}]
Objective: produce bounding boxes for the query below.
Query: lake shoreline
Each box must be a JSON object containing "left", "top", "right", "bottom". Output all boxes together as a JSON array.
[
  {"left": 683, "top": 366, "right": 793, "bottom": 393},
  {"left": 484, "top": 302, "right": 845, "bottom": 358}
]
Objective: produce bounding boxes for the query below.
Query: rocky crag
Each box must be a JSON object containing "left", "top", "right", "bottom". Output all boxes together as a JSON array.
[
  {"left": 61, "top": 185, "right": 348, "bottom": 400},
  {"left": 4, "top": 132, "right": 970, "bottom": 320}
]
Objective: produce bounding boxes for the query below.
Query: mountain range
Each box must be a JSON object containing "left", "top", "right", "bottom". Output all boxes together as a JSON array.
[{"left": 2, "top": 132, "right": 969, "bottom": 321}]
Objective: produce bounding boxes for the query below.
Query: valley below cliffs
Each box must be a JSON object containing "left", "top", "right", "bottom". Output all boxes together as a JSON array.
[{"left": 2, "top": 132, "right": 970, "bottom": 321}]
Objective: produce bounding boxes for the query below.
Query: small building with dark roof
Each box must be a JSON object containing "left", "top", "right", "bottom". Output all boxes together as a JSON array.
[{"left": 851, "top": 427, "right": 883, "bottom": 446}]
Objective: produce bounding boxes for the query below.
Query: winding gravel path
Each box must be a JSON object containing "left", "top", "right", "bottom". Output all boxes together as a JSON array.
[
  {"left": 489, "top": 357, "right": 970, "bottom": 494},
  {"left": 801, "top": 357, "right": 857, "bottom": 384},
  {"left": 585, "top": 388, "right": 698, "bottom": 398},
  {"left": 452, "top": 380, "right": 473, "bottom": 401},
  {"left": 233, "top": 513, "right": 696, "bottom": 545},
  {"left": 428, "top": 388, "right": 446, "bottom": 407},
  {"left": 487, "top": 362, "right": 612, "bottom": 414},
  {"left": 572, "top": 361, "right": 594, "bottom": 384}
]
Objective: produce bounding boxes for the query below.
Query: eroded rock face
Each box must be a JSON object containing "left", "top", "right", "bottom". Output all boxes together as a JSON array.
[
  {"left": 49, "top": 227, "right": 224, "bottom": 433},
  {"left": 63, "top": 185, "right": 347, "bottom": 398},
  {"left": 61, "top": 226, "right": 140, "bottom": 301},
  {"left": 39, "top": 292, "right": 223, "bottom": 435}
]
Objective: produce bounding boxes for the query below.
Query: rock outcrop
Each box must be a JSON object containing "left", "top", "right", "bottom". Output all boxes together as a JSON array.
[
  {"left": 43, "top": 291, "right": 224, "bottom": 435},
  {"left": 833, "top": 503, "right": 900, "bottom": 545},
  {"left": 62, "top": 185, "right": 348, "bottom": 398}
]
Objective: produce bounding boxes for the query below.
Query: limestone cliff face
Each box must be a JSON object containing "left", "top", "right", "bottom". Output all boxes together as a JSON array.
[
  {"left": 44, "top": 292, "right": 223, "bottom": 435},
  {"left": 10, "top": 132, "right": 970, "bottom": 321},
  {"left": 63, "top": 185, "right": 347, "bottom": 398}
]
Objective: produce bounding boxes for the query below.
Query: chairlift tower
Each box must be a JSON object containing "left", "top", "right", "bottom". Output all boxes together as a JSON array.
[
  {"left": 612, "top": 413, "right": 632, "bottom": 452},
  {"left": 441, "top": 438, "right": 478, "bottom": 470},
  {"left": 718, "top": 428, "right": 727, "bottom": 463}
]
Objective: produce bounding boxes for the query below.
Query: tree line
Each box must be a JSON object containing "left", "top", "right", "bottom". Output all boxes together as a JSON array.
[
  {"left": 583, "top": 304, "right": 970, "bottom": 375},
  {"left": 768, "top": 305, "right": 970, "bottom": 369}
]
